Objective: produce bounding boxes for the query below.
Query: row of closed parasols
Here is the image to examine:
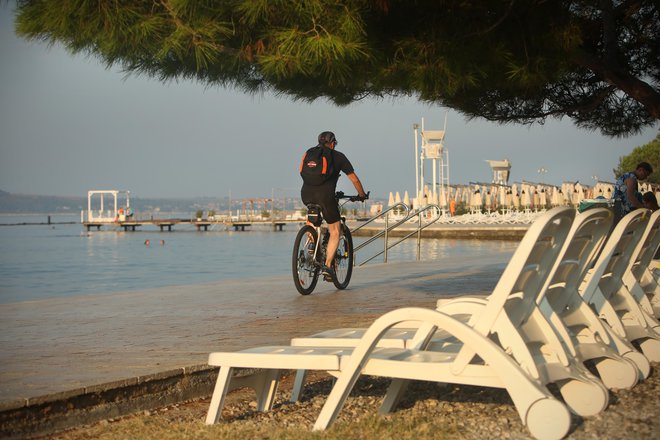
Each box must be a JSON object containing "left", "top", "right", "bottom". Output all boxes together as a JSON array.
[{"left": 388, "top": 181, "right": 658, "bottom": 212}]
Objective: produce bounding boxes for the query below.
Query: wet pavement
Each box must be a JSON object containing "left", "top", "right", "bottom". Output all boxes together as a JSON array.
[{"left": 0, "top": 249, "right": 514, "bottom": 403}]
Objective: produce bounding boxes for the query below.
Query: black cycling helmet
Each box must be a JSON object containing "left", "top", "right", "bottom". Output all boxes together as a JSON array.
[{"left": 318, "top": 131, "right": 337, "bottom": 146}]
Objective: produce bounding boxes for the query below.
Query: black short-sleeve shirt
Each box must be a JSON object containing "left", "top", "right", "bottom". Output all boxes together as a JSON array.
[
  {"left": 300, "top": 148, "right": 355, "bottom": 223},
  {"left": 325, "top": 149, "right": 354, "bottom": 188}
]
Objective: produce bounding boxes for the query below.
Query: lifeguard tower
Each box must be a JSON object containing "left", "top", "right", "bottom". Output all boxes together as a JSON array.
[
  {"left": 486, "top": 159, "right": 511, "bottom": 186},
  {"left": 413, "top": 115, "right": 449, "bottom": 210},
  {"left": 86, "top": 190, "right": 132, "bottom": 223}
]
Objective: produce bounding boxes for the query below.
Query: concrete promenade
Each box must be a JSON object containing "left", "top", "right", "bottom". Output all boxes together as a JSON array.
[
  {"left": 0, "top": 249, "right": 516, "bottom": 401},
  {"left": 0, "top": 248, "right": 518, "bottom": 437}
]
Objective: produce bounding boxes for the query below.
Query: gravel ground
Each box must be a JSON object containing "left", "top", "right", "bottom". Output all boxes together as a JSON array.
[{"left": 42, "top": 364, "right": 659, "bottom": 440}]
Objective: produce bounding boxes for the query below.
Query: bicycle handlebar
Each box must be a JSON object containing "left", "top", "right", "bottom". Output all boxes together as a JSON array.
[{"left": 336, "top": 191, "right": 370, "bottom": 202}]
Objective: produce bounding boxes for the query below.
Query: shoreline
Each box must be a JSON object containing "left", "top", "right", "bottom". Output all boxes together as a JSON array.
[
  {"left": 351, "top": 223, "right": 528, "bottom": 240},
  {"left": 0, "top": 218, "right": 530, "bottom": 240},
  {"left": 0, "top": 221, "right": 77, "bottom": 226}
]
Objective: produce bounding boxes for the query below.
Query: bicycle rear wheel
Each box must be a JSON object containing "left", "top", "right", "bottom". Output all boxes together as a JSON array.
[
  {"left": 332, "top": 224, "right": 353, "bottom": 289},
  {"left": 292, "top": 225, "right": 319, "bottom": 295}
]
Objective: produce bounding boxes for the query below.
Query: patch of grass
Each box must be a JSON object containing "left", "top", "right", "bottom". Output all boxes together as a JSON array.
[
  {"left": 49, "top": 407, "right": 459, "bottom": 440},
  {"left": 39, "top": 365, "right": 660, "bottom": 440}
]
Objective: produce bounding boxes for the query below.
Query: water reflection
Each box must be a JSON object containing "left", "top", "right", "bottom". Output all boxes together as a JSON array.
[
  {"left": 354, "top": 236, "right": 518, "bottom": 263},
  {"left": 1, "top": 220, "right": 520, "bottom": 303}
]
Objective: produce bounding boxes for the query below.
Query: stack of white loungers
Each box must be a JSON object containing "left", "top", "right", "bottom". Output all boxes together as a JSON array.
[{"left": 203, "top": 207, "right": 660, "bottom": 440}]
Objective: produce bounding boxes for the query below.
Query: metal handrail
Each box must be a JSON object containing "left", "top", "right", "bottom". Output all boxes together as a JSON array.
[
  {"left": 352, "top": 202, "right": 410, "bottom": 263},
  {"left": 353, "top": 203, "right": 443, "bottom": 266},
  {"left": 352, "top": 202, "right": 410, "bottom": 233}
]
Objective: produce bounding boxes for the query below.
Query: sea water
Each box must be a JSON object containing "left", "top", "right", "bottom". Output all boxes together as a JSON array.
[{"left": 0, "top": 214, "right": 518, "bottom": 304}]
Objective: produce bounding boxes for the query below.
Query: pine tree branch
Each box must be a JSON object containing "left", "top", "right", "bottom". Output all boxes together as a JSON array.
[{"left": 571, "top": 48, "right": 660, "bottom": 119}]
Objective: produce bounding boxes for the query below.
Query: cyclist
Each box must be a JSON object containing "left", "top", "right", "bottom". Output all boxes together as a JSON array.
[{"left": 300, "top": 131, "right": 368, "bottom": 281}]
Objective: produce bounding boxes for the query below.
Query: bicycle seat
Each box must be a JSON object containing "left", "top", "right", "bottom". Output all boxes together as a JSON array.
[{"left": 306, "top": 204, "right": 323, "bottom": 226}]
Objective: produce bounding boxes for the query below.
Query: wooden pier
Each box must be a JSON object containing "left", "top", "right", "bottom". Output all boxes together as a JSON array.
[
  {"left": 83, "top": 219, "right": 301, "bottom": 232},
  {"left": 82, "top": 189, "right": 306, "bottom": 233}
]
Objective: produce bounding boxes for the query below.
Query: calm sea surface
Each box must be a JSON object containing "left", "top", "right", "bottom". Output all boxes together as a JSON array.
[{"left": 0, "top": 214, "right": 518, "bottom": 304}]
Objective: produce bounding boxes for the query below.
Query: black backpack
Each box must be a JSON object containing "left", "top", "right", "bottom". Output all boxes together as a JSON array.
[{"left": 300, "top": 145, "right": 335, "bottom": 185}]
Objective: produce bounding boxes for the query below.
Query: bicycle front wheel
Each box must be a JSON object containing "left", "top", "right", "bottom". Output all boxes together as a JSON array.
[
  {"left": 333, "top": 224, "right": 353, "bottom": 289},
  {"left": 292, "top": 225, "right": 319, "bottom": 295}
]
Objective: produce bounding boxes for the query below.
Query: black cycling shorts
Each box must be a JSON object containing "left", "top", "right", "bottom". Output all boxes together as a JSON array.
[{"left": 301, "top": 185, "right": 341, "bottom": 224}]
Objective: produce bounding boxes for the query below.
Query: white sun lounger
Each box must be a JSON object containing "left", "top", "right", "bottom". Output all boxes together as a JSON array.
[
  {"left": 580, "top": 209, "right": 660, "bottom": 363},
  {"left": 622, "top": 209, "right": 660, "bottom": 317},
  {"left": 537, "top": 208, "right": 646, "bottom": 387},
  {"left": 291, "top": 208, "right": 610, "bottom": 418},
  {"left": 205, "top": 307, "right": 571, "bottom": 440},
  {"left": 428, "top": 207, "right": 609, "bottom": 417}
]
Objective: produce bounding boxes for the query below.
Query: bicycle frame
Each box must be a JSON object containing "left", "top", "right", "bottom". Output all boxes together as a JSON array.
[
  {"left": 310, "top": 224, "right": 326, "bottom": 268},
  {"left": 307, "top": 197, "right": 354, "bottom": 267},
  {"left": 306, "top": 220, "right": 347, "bottom": 271}
]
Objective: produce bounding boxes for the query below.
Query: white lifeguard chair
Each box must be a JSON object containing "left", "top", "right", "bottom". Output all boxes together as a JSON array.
[
  {"left": 87, "top": 190, "right": 131, "bottom": 223},
  {"left": 486, "top": 159, "right": 511, "bottom": 186},
  {"left": 414, "top": 115, "right": 450, "bottom": 210}
]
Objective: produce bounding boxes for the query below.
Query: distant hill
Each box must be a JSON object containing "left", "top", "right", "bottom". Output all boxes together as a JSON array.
[
  {"left": 0, "top": 190, "right": 384, "bottom": 215},
  {"left": 0, "top": 190, "right": 310, "bottom": 214},
  {"left": 0, "top": 191, "right": 86, "bottom": 213}
]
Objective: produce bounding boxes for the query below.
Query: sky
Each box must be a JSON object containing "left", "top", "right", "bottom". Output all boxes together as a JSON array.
[{"left": 1, "top": 4, "right": 658, "bottom": 202}]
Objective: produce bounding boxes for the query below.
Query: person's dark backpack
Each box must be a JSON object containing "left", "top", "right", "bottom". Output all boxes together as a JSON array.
[{"left": 300, "top": 145, "right": 335, "bottom": 185}]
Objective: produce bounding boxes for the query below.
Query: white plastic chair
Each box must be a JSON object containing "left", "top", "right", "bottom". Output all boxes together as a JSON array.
[
  {"left": 292, "top": 208, "right": 610, "bottom": 418},
  {"left": 538, "top": 208, "right": 647, "bottom": 387},
  {"left": 622, "top": 209, "right": 660, "bottom": 317},
  {"left": 580, "top": 209, "right": 660, "bottom": 362},
  {"left": 428, "top": 207, "right": 609, "bottom": 418},
  {"left": 204, "top": 307, "right": 571, "bottom": 440}
]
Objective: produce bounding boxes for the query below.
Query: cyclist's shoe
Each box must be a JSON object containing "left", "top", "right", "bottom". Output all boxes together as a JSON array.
[{"left": 321, "top": 264, "right": 335, "bottom": 282}]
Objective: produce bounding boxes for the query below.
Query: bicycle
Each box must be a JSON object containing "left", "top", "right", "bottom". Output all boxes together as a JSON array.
[{"left": 292, "top": 191, "right": 368, "bottom": 295}]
